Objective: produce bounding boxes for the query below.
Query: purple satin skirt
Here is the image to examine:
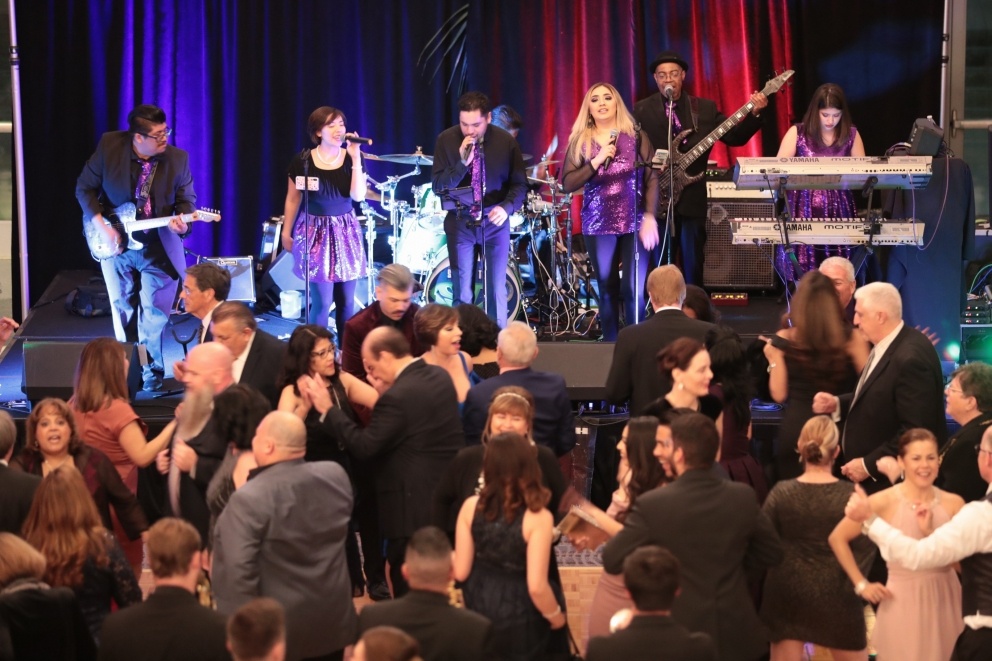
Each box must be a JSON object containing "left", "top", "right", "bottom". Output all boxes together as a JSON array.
[{"left": 291, "top": 210, "right": 368, "bottom": 283}]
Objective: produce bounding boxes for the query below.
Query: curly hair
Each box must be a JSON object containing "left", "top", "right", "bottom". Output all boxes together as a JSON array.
[
  {"left": 478, "top": 433, "right": 550, "bottom": 524},
  {"left": 277, "top": 325, "right": 337, "bottom": 394}
]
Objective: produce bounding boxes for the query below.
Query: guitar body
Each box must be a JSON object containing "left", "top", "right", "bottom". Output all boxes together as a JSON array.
[
  {"left": 83, "top": 203, "right": 221, "bottom": 261},
  {"left": 657, "top": 128, "right": 706, "bottom": 213}
]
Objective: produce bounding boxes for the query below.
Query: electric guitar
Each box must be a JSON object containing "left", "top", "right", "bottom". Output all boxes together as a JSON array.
[
  {"left": 83, "top": 202, "right": 221, "bottom": 261},
  {"left": 656, "top": 69, "right": 794, "bottom": 211}
]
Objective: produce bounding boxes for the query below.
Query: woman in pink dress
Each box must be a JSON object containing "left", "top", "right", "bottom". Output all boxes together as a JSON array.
[{"left": 830, "top": 428, "right": 964, "bottom": 661}]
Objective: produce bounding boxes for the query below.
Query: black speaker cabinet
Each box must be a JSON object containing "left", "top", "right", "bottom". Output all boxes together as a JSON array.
[
  {"left": 203, "top": 256, "right": 256, "bottom": 303},
  {"left": 22, "top": 341, "right": 142, "bottom": 403},
  {"left": 704, "top": 182, "right": 777, "bottom": 289},
  {"left": 530, "top": 341, "right": 615, "bottom": 401}
]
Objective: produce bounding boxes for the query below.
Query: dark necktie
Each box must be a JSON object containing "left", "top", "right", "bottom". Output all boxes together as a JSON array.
[
  {"left": 135, "top": 159, "right": 154, "bottom": 219},
  {"left": 470, "top": 141, "right": 485, "bottom": 217}
]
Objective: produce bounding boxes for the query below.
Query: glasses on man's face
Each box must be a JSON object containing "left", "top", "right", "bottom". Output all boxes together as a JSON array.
[
  {"left": 310, "top": 348, "right": 333, "bottom": 359},
  {"left": 654, "top": 71, "right": 682, "bottom": 81},
  {"left": 945, "top": 383, "right": 964, "bottom": 395},
  {"left": 140, "top": 127, "right": 173, "bottom": 142},
  {"left": 976, "top": 444, "right": 992, "bottom": 457}
]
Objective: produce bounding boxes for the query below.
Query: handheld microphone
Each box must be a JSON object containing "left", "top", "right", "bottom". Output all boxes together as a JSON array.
[
  {"left": 603, "top": 129, "right": 619, "bottom": 170},
  {"left": 664, "top": 85, "right": 675, "bottom": 100},
  {"left": 345, "top": 135, "right": 373, "bottom": 145}
]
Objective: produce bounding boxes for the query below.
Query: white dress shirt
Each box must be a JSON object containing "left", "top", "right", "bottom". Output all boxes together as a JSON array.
[{"left": 232, "top": 331, "right": 257, "bottom": 384}]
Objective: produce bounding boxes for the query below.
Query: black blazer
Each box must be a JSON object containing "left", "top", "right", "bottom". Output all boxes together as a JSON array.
[
  {"left": 838, "top": 324, "right": 947, "bottom": 491},
  {"left": 238, "top": 329, "right": 286, "bottom": 409},
  {"left": 166, "top": 416, "right": 228, "bottom": 544},
  {"left": 0, "top": 463, "right": 40, "bottom": 534},
  {"left": 99, "top": 586, "right": 230, "bottom": 661},
  {"left": 357, "top": 589, "right": 496, "bottom": 661},
  {"left": 633, "top": 92, "right": 762, "bottom": 218},
  {"left": 586, "top": 614, "right": 718, "bottom": 661},
  {"left": 602, "top": 468, "right": 782, "bottom": 661},
  {"left": 939, "top": 413, "right": 992, "bottom": 502},
  {"left": 461, "top": 367, "right": 576, "bottom": 456},
  {"left": 321, "top": 359, "right": 464, "bottom": 538},
  {"left": 0, "top": 582, "right": 96, "bottom": 661},
  {"left": 605, "top": 309, "right": 714, "bottom": 415}
]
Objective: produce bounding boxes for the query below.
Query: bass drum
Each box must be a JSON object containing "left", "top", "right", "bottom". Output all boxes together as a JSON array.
[
  {"left": 395, "top": 212, "right": 446, "bottom": 274},
  {"left": 424, "top": 250, "right": 522, "bottom": 323}
]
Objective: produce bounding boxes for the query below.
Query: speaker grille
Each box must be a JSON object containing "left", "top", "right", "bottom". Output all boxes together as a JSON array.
[{"left": 704, "top": 199, "right": 777, "bottom": 289}]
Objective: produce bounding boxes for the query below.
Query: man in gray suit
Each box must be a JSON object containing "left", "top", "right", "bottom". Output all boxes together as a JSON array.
[{"left": 213, "top": 411, "right": 356, "bottom": 661}]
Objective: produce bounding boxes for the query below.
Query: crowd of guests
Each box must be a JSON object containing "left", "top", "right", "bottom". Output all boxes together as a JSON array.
[{"left": 2, "top": 247, "right": 992, "bottom": 661}]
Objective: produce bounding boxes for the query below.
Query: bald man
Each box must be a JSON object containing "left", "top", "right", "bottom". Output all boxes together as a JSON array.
[{"left": 213, "top": 412, "right": 357, "bottom": 661}]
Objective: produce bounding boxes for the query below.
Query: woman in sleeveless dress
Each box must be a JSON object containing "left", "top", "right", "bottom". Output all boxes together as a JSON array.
[
  {"left": 454, "top": 433, "right": 569, "bottom": 660},
  {"left": 830, "top": 429, "right": 964, "bottom": 661},
  {"left": 416, "top": 303, "right": 476, "bottom": 405}
]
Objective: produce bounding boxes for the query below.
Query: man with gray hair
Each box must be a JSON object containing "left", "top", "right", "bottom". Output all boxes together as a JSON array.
[
  {"left": 462, "top": 320, "right": 575, "bottom": 456},
  {"left": 606, "top": 265, "right": 714, "bottom": 415},
  {"left": 213, "top": 411, "right": 357, "bottom": 660},
  {"left": 819, "top": 256, "right": 857, "bottom": 321},
  {"left": 813, "top": 281, "right": 946, "bottom": 493}
]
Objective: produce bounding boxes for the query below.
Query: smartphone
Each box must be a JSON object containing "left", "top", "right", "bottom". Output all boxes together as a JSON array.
[{"left": 654, "top": 149, "right": 669, "bottom": 162}]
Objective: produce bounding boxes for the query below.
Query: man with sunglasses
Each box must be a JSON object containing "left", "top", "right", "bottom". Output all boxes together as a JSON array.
[{"left": 76, "top": 104, "right": 197, "bottom": 391}]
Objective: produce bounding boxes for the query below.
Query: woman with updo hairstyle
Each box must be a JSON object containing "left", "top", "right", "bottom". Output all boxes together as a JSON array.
[
  {"left": 760, "top": 415, "right": 872, "bottom": 659},
  {"left": 643, "top": 337, "right": 721, "bottom": 422},
  {"left": 682, "top": 284, "right": 720, "bottom": 323},
  {"left": 415, "top": 303, "right": 475, "bottom": 404},
  {"left": 830, "top": 428, "right": 964, "bottom": 661},
  {"left": 353, "top": 626, "right": 423, "bottom": 661},
  {"left": 456, "top": 303, "right": 501, "bottom": 380}
]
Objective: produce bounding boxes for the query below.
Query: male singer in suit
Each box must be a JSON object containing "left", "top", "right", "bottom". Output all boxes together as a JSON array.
[
  {"left": 0, "top": 410, "right": 39, "bottom": 534},
  {"left": 605, "top": 265, "right": 714, "bottom": 414},
  {"left": 432, "top": 91, "right": 527, "bottom": 327},
  {"left": 633, "top": 52, "right": 766, "bottom": 285},
  {"left": 813, "top": 282, "right": 946, "bottom": 494},
  {"left": 209, "top": 301, "right": 286, "bottom": 408},
  {"left": 76, "top": 104, "right": 197, "bottom": 391},
  {"left": 603, "top": 413, "right": 782, "bottom": 661},
  {"left": 304, "top": 326, "right": 464, "bottom": 597}
]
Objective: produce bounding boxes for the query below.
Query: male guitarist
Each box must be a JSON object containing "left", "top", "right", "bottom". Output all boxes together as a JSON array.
[
  {"left": 634, "top": 51, "right": 767, "bottom": 285},
  {"left": 76, "top": 104, "right": 196, "bottom": 391}
]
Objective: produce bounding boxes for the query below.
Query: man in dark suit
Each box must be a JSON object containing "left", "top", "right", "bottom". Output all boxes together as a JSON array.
[
  {"left": 304, "top": 327, "right": 463, "bottom": 598},
  {"left": 814, "top": 281, "right": 947, "bottom": 494},
  {"left": 99, "top": 518, "right": 231, "bottom": 661},
  {"left": 603, "top": 413, "right": 782, "bottom": 661},
  {"left": 214, "top": 412, "right": 356, "bottom": 661},
  {"left": 587, "top": 545, "right": 717, "bottom": 661},
  {"left": 432, "top": 91, "right": 527, "bottom": 327},
  {"left": 209, "top": 301, "right": 286, "bottom": 408},
  {"left": 462, "top": 321, "right": 575, "bottom": 456},
  {"left": 358, "top": 526, "right": 494, "bottom": 661},
  {"left": 76, "top": 104, "right": 197, "bottom": 391},
  {"left": 633, "top": 52, "right": 766, "bottom": 285},
  {"left": 0, "top": 410, "right": 39, "bottom": 534},
  {"left": 181, "top": 261, "right": 232, "bottom": 344},
  {"left": 606, "top": 265, "right": 714, "bottom": 415}
]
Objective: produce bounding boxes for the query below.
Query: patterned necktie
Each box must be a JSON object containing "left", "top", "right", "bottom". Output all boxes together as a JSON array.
[
  {"left": 666, "top": 101, "right": 682, "bottom": 138},
  {"left": 470, "top": 141, "right": 485, "bottom": 217},
  {"left": 135, "top": 159, "right": 154, "bottom": 218}
]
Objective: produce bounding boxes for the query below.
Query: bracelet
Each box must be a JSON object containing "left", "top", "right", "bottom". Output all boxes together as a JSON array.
[
  {"left": 854, "top": 580, "right": 868, "bottom": 596},
  {"left": 542, "top": 605, "right": 562, "bottom": 619},
  {"left": 766, "top": 362, "right": 777, "bottom": 373}
]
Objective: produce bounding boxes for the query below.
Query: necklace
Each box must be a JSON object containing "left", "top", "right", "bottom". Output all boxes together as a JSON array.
[
  {"left": 43, "top": 455, "right": 72, "bottom": 474},
  {"left": 313, "top": 146, "right": 341, "bottom": 167}
]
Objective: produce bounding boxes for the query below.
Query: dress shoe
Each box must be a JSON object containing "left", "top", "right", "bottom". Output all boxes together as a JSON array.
[{"left": 367, "top": 581, "right": 392, "bottom": 601}]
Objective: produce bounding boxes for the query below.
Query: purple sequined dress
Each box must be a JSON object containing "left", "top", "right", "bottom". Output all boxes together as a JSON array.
[
  {"left": 777, "top": 125, "right": 858, "bottom": 277},
  {"left": 580, "top": 133, "right": 639, "bottom": 235}
]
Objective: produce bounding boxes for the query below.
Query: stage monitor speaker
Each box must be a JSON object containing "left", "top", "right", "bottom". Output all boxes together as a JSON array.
[
  {"left": 704, "top": 182, "right": 776, "bottom": 289},
  {"left": 21, "top": 340, "right": 142, "bottom": 403},
  {"left": 203, "top": 256, "right": 256, "bottom": 303},
  {"left": 908, "top": 117, "right": 943, "bottom": 157},
  {"left": 530, "top": 341, "right": 614, "bottom": 401}
]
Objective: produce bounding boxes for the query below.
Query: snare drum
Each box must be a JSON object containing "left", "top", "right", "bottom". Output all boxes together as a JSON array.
[{"left": 395, "top": 212, "right": 447, "bottom": 274}]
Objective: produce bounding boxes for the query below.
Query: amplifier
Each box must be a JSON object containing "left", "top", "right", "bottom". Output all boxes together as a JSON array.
[
  {"left": 704, "top": 182, "right": 777, "bottom": 289},
  {"left": 203, "top": 256, "right": 256, "bottom": 303}
]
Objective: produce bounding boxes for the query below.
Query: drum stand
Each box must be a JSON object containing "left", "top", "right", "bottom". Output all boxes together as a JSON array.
[{"left": 372, "top": 164, "right": 422, "bottom": 295}]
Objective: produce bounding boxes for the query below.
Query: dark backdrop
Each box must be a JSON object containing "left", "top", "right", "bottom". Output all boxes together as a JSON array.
[{"left": 13, "top": 0, "right": 943, "bottom": 312}]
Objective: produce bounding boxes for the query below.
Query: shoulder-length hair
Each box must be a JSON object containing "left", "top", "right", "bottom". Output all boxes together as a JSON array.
[
  {"left": 277, "top": 325, "right": 337, "bottom": 393},
  {"left": 478, "top": 433, "right": 550, "bottom": 524},
  {"left": 22, "top": 467, "right": 109, "bottom": 587},
  {"left": 25, "top": 398, "right": 85, "bottom": 456},
  {"left": 73, "top": 338, "right": 129, "bottom": 412},
  {"left": 566, "top": 82, "right": 638, "bottom": 167},
  {"left": 800, "top": 83, "right": 853, "bottom": 150},
  {"left": 787, "top": 270, "right": 850, "bottom": 389}
]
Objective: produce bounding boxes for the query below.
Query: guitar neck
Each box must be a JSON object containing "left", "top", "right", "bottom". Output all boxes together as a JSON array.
[
  {"left": 676, "top": 100, "right": 756, "bottom": 169},
  {"left": 123, "top": 213, "right": 197, "bottom": 233}
]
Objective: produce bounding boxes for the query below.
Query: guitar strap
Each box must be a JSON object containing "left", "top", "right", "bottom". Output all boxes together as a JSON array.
[{"left": 688, "top": 95, "right": 700, "bottom": 131}]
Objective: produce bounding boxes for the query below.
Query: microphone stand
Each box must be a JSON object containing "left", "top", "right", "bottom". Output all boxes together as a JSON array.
[
  {"left": 664, "top": 92, "right": 676, "bottom": 267},
  {"left": 300, "top": 149, "right": 312, "bottom": 325},
  {"left": 632, "top": 125, "right": 644, "bottom": 325}
]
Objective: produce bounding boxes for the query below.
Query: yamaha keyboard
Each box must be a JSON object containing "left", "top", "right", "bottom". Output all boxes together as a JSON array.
[
  {"left": 733, "top": 156, "right": 932, "bottom": 190},
  {"left": 730, "top": 219, "right": 925, "bottom": 246}
]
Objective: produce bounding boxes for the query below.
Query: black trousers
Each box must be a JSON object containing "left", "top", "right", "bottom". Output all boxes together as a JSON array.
[
  {"left": 952, "top": 626, "right": 992, "bottom": 661},
  {"left": 385, "top": 536, "right": 410, "bottom": 597}
]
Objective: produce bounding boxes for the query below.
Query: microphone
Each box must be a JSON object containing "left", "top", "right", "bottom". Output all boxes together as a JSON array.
[
  {"left": 345, "top": 135, "right": 373, "bottom": 145},
  {"left": 664, "top": 85, "right": 675, "bottom": 100},
  {"left": 603, "top": 129, "right": 619, "bottom": 170}
]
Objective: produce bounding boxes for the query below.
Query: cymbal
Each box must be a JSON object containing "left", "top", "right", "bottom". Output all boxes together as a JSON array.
[
  {"left": 535, "top": 159, "right": 560, "bottom": 168},
  {"left": 366, "top": 153, "right": 434, "bottom": 165},
  {"left": 528, "top": 177, "right": 564, "bottom": 192},
  {"left": 522, "top": 153, "right": 533, "bottom": 162}
]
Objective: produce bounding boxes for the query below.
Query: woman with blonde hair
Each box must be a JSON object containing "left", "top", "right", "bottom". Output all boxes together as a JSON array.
[{"left": 561, "top": 82, "right": 659, "bottom": 340}]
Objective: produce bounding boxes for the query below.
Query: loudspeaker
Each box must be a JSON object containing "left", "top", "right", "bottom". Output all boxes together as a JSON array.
[
  {"left": 908, "top": 117, "right": 943, "bottom": 157},
  {"left": 21, "top": 341, "right": 142, "bottom": 403},
  {"left": 203, "top": 256, "right": 256, "bottom": 303},
  {"left": 704, "top": 182, "right": 776, "bottom": 289},
  {"left": 530, "top": 341, "right": 615, "bottom": 400}
]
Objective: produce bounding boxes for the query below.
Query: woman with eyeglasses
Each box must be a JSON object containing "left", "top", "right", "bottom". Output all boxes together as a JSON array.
[
  {"left": 933, "top": 362, "right": 992, "bottom": 502},
  {"left": 281, "top": 106, "right": 368, "bottom": 336}
]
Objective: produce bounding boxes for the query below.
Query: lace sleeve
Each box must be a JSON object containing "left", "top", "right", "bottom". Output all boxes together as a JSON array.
[{"left": 105, "top": 533, "right": 142, "bottom": 607}]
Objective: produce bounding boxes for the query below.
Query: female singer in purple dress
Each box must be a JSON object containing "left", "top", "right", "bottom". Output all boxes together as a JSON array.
[
  {"left": 281, "top": 106, "right": 368, "bottom": 336},
  {"left": 562, "top": 83, "right": 659, "bottom": 341},
  {"left": 776, "top": 83, "right": 866, "bottom": 276}
]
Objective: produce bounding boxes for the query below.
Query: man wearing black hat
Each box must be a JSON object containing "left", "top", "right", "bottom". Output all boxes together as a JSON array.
[{"left": 634, "top": 51, "right": 767, "bottom": 285}]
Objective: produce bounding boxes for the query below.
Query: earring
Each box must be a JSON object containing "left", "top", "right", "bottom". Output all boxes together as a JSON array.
[{"left": 677, "top": 382, "right": 685, "bottom": 391}]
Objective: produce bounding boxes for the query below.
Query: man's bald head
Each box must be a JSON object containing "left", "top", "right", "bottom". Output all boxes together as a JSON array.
[
  {"left": 252, "top": 411, "right": 307, "bottom": 466},
  {"left": 183, "top": 342, "right": 235, "bottom": 396}
]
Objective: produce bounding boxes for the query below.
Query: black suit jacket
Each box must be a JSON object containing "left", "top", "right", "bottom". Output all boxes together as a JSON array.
[
  {"left": 357, "top": 589, "right": 495, "bottom": 661},
  {"left": 939, "top": 412, "right": 992, "bottom": 502},
  {"left": 461, "top": 367, "right": 575, "bottom": 456},
  {"left": 839, "top": 324, "right": 947, "bottom": 491},
  {"left": 166, "top": 416, "right": 228, "bottom": 543},
  {"left": 633, "top": 92, "right": 762, "bottom": 218},
  {"left": 0, "top": 463, "right": 40, "bottom": 534},
  {"left": 586, "top": 614, "right": 718, "bottom": 661},
  {"left": 75, "top": 130, "right": 195, "bottom": 276},
  {"left": 605, "top": 309, "right": 714, "bottom": 414},
  {"left": 238, "top": 329, "right": 286, "bottom": 408},
  {"left": 321, "top": 359, "right": 464, "bottom": 538},
  {"left": 98, "top": 586, "right": 230, "bottom": 661},
  {"left": 602, "top": 468, "right": 782, "bottom": 661}
]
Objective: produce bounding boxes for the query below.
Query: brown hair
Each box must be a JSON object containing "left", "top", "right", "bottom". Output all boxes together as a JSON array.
[
  {"left": 227, "top": 597, "right": 285, "bottom": 661},
  {"left": 0, "top": 532, "right": 47, "bottom": 587},
  {"left": 414, "top": 303, "right": 459, "bottom": 348},
  {"left": 478, "top": 433, "right": 550, "bottom": 524},
  {"left": 785, "top": 270, "right": 851, "bottom": 390},
  {"left": 186, "top": 262, "right": 232, "bottom": 301},
  {"left": 307, "top": 106, "right": 347, "bottom": 145},
  {"left": 800, "top": 83, "right": 854, "bottom": 150},
  {"left": 898, "top": 428, "right": 938, "bottom": 457},
  {"left": 359, "top": 626, "right": 423, "bottom": 661},
  {"left": 22, "top": 468, "right": 109, "bottom": 588},
  {"left": 657, "top": 337, "right": 705, "bottom": 378},
  {"left": 147, "top": 518, "right": 201, "bottom": 578},
  {"left": 620, "top": 417, "right": 669, "bottom": 522},
  {"left": 482, "top": 386, "right": 534, "bottom": 444},
  {"left": 73, "top": 338, "right": 129, "bottom": 412},
  {"left": 670, "top": 412, "right": 719, "bottom": 469},
  {"left": 211, "top": 301, "right": 258, "bottom": 332},
  {"left": 25, "top": 398, "right": 84, "bottom": 455},
  {"left": 796, "top": 415, "right": 839, "bottom": 465}
]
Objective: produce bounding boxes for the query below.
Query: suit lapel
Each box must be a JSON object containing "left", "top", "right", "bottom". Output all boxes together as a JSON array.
[{"left": 851, "top": 327, "right": 906, "bottom": 409}]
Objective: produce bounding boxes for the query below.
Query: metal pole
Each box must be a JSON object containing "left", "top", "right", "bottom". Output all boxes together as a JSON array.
[{"left": 8, "top": 0, "right": 28, "bottom": 318}]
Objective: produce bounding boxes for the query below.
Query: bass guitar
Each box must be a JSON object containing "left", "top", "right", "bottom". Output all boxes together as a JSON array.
[
  {"left": 656, "top": 69, "right": 794, "bottom": 211},
  {"left": 83, "top": 202, "right": 221, "bottom": 261}
]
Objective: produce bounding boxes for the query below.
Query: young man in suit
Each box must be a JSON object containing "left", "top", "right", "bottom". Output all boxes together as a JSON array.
[
  {"left": 99, "top": 518, "right": 231, "bottom": 661},
  {"left": 358, "top": 526, "right": 494, "bottom": 661},
  {"left": 226, "top": 598, "right": 286, "bottom": 661},
  {"left": 0, "top": 410, "right": 39, "bottom": 534},
  {"left": 209, "top": 301, "right": 287, "bottom": 408},
  {"left": 587, "top": 545, "right": 717, "bottom": 661},
  {"left": 603, "top": 413, "right": 782, "bottom": 661}
]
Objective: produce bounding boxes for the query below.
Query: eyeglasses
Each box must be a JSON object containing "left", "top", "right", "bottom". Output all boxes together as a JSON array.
[
  {"left": 654, "top": 71, "right": 683, "bottom": 81},
  {"left": 310, "top": 348, "right": 333, "bottom": 359},
  {"left": 140, "top": 127, "right": 173, "bottom": 141},
  {"left": 976, "top": 444, "right": 992, "bottom": 457},
  {"left": 944, "top": 384, "right": 964, "bottom": 395}
]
